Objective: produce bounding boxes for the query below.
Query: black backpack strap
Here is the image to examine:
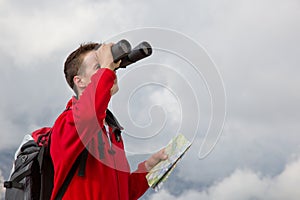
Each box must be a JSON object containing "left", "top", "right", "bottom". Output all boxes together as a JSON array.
[
  {"left": 77, "top": 149, "right": 88, "bottom": 177},
  {"left": 55, "top": 149, "right": 88, "bottom": 200},
  {"left": 3, "top": 166, "right": 33, "bottom": 190},
  {"left": 3, "top": 180, "right": 25, "bottom": 189},
  {"left": 38, "top": 142, "right": 54, "bottom": 200}
]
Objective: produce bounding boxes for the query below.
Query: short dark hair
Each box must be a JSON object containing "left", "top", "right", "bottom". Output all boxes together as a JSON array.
[{"left": 64, "top": 42, "right": 99, "bottom": 91}]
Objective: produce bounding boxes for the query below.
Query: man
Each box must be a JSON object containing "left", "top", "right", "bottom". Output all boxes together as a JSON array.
[{"left": 50, "top": 43, "right": 167, "bottom": 200}]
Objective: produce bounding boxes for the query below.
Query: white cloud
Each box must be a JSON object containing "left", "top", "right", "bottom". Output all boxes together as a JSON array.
[
  {"left": 149, "top": 156, "right": 300, "bottom": 200},
  {"left": 0, "top": 0, "right": 146, "bottom": 67}
]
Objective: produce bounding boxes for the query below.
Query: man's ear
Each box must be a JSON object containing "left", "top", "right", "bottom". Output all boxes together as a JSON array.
[{"left": 73, "top": 75, "right": 85, "bottom": 90}]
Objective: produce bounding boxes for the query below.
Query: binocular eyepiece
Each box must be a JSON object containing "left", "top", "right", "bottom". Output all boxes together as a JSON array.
[{"left": 95, "top": 40, "right": 152, "bottom": 69}]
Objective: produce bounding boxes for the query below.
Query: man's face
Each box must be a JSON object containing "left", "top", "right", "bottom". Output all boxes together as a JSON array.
[
  {"left": 78, "top": 51, "right": 119, "bottom": 95},
  {"left": 81, "top": 51, "right": 100, "bottom": 85}
]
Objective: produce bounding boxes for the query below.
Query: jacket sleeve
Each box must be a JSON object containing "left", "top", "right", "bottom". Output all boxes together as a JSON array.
[
  {"left": 72, "top": 68, "right": 116, "bottom": 145},
  {"left": 128, "top": 161, "right": 150, "bottom": 200}
]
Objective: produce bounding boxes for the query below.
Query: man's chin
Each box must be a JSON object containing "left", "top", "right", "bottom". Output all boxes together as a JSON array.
[{"left": 111, "top": 87, "right": 119, "bottom": 96}]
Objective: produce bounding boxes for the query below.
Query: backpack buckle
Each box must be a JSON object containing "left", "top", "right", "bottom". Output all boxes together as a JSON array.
[{"left": 4, "top": 181, "right": 12, "bottom": 188}]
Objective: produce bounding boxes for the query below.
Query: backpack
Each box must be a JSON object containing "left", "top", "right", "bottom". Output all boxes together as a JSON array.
[
  {"left": 4, "top": 127, "right": 54, "bottom": 200},
  {"left": 3, "top": 109, "right": 122, "bottom": 200},
  {"left": 3, "top": 127, "right": 89, "bottom": 200}
]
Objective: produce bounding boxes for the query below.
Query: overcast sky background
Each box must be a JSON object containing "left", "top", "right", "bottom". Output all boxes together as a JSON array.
[{"left": 1, "top": 0, "right": 300, "bottom": 199}]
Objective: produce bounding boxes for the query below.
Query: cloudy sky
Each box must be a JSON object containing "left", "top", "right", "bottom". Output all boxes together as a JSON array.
[{"left": 1, "top": 0, "right": 300, "bottom": 199}]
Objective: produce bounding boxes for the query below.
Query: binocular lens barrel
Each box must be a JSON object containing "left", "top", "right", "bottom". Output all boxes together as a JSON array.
[
  {"left": 94, "top": 40, "right": 152, "bottom": 69},
  {"left": 127, "top": 42, "right": 152, "bottom": 63},
  {"left": 111, "top": 39, "right": 132, "bottom": 62},
  {"left": 113, "top": 40, "right": 153, "bottom": 69}
]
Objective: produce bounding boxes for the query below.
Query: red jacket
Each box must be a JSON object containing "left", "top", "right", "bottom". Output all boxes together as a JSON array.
[{"left": 50, "top": 68, "right": 149, "bottom": 200}]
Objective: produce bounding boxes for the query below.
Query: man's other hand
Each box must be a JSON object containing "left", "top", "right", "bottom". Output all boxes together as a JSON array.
[{"left": 145, "top": 148, "right": 168, "bottom": 171}]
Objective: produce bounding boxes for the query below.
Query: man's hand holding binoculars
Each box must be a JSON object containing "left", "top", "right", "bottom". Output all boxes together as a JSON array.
[{"left": 95, "top": 43, "right": 121, "bottom": 71}]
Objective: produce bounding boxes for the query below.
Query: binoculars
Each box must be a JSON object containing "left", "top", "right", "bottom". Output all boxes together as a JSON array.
[{"left": 95, "top": 40, "right": 152, "bottom": 69}]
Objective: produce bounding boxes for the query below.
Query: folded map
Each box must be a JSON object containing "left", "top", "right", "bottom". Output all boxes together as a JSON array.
[{"left": 146, "top": 134, "right": 191, "bottom": 189}]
